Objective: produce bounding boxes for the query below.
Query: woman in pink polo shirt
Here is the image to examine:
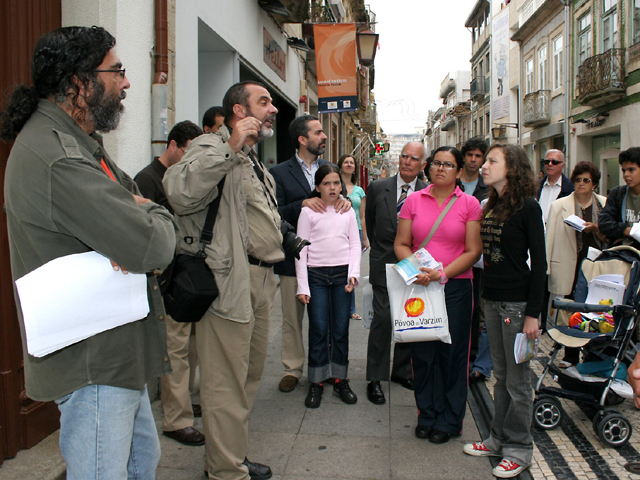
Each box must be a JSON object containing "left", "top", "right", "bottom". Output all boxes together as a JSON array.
[{"left": 395, "top": 146, "right": 483, "bottom": 444}]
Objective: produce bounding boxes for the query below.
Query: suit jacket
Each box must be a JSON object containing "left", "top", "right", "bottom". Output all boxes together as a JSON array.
[
  {"left": 546, "top": 192, "right": 607, "bottom": 295},
  {"left": 365, "top": 175, "right": 427, "bottom": 287},
  {"left": 537, "top": 173, "right": 574, "bottom": 201},
  {"left": 270, "top": 155, "right": 332, "bottom": 276}
]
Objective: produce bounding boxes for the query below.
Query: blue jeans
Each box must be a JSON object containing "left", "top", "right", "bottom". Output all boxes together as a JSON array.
[
  {"left": 307, "top": 265, "right": 351, "bottom": 383},
  {"left": 472, "top": 325, "right": 493, "bottom": 377},
  {"left": 56, "top": 384, "right": 160, "bottom": 480}
]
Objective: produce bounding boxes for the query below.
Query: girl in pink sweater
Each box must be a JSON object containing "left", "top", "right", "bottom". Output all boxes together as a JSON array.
[{"left": 296, "top": 163, "right": 361, "bottom": 408}]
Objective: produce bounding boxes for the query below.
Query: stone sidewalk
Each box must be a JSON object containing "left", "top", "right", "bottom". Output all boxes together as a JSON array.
[{"left": 0, "top": 251, "right": 495, "bottom": 479}]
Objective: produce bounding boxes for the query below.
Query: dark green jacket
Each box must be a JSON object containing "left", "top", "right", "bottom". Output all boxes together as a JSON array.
[{"left": 4, "top": 100, "right": 176, "bottom": 401}]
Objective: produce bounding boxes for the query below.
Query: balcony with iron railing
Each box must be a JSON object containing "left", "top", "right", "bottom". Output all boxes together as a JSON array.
[
  {"left": 471, "top": 76, "right": 485, "bottom": 100},
  {"left": 517, "top": 0, "right": 547, "bottom": 28},
  {"left": 523, "top": 90, "right": 550, "bottom": 127},
  {"left": 440, "top": 115, "right": 455, "bottom": 131},
  {"left": 577, "top": 48, "right": 626, "bottom": 107}
]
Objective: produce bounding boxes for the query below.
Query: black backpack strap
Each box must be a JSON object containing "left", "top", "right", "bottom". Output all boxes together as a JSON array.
[{"left": 197, "top": 176, "right": 226, "bottom": 256}]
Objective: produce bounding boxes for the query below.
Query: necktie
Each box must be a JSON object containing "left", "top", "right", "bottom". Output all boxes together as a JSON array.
[{"left": 397, "top": 184, "right": 410, "bottom": 215}]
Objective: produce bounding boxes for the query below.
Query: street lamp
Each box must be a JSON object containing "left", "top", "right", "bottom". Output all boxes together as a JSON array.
[
  {"left": 491, "top": 123, "right": 518, "bottom": 140},
  {"left": 356, "top": 30, "right": 379, "bottom": 66}
]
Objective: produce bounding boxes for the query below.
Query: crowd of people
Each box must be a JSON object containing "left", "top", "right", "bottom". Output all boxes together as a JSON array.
[{"left": 5, "top": 25, "right": 640, "bottom": 480}]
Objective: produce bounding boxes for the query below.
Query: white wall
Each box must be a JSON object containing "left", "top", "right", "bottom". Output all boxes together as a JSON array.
[
  {"left": 176, "top": 0, "right": 304, "bottom": 121},
  {"left": 198, "top": 51, "right": 237, "bottom": 120},
  {"left": 62, "top": 0, "right": 155, "bottom": 177}
]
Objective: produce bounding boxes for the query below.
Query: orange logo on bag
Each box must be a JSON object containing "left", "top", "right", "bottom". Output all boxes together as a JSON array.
[{"left": 404, "top": 298, "right": 425, "bottom": 317}]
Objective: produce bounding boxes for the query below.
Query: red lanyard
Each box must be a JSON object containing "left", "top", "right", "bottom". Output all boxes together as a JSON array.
[{"left": 100, "top": 158, "right": 116, "bottom": 182}]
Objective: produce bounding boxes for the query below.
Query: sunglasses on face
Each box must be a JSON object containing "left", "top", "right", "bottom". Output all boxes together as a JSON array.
[
  {"left": 543, "top": 159, "right": 562, "bottom": 166},
  {"left": 575, "top": 177, "right": 592, "bottom": 184}
]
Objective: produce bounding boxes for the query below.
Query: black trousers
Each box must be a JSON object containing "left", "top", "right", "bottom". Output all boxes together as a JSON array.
[
  {"left": 366, "top": 284, "right": 412, "bottom": 382},
  {"left": 412, "top": 279, "right": 473, "bottom": 435}
]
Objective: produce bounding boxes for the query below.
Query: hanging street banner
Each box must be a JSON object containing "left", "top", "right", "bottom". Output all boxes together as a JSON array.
[
  {"left": 314, "top": 23, "right": 358, "bottom": 114},
  {"left": 491, "top": 7, "right": 510, "bottom": 120}
]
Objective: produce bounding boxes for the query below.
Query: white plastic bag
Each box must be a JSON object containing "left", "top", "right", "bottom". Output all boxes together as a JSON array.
[
  {"left": 386, "top": 264, "right": 451, "bottom": 344},
  {"left": 362, "top": 276, "right": 373, "bottom": 329}
]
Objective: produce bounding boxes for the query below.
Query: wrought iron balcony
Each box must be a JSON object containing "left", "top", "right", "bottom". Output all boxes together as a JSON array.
[
  {"left": 523, "top": 90, "right": 550, "bottom": 128},
  {"left": 440, "top": 115, "right": 455, "bottom": 131},
  {"left": 577, "top": 48, "right": 626, "bottom": 107},
  {"left": 471, "top": 76, "right": 486, "bottom": 100}
]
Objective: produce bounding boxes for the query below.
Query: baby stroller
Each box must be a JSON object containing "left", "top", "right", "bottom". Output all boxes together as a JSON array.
[{"left": 533, "top": 246, "right": 640, "bottom": 447}]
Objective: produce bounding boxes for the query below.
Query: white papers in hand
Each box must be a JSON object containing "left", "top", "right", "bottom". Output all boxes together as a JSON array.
[
  {"left": 15, "top": 251, "right": 150, "bottom": 358},
  {"left": 392, "top": 248, "right": 439, "bottom": 285},
  {"left": 563, "top": 214, "right": 586, "bottom": 232},
  {"left": 630, "top": 222, "right": 640, "bottom": 243},
  {"left": 514, "top": 332, "right": 541, "bottom": 364}
]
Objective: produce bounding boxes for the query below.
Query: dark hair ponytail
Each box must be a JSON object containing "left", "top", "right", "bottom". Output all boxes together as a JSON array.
[{"left": 0, "top": 86, "right": 40, "bottom": 141}]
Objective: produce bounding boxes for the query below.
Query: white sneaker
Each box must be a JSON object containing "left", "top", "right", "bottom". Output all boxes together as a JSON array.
[
  {"left": 463, "top": 442, "right": 501, "bottom": 457},
  {"left": 492, "top": 459, "right": 527, "bottom": 478}
]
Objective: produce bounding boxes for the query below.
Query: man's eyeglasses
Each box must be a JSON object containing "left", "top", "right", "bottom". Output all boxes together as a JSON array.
[
  {"left": 543, "top": 159, "right": 562, "bottom": 166},
  {"left": 95, "top": 68, "right": 126, "bottom": 78},
  {"left": 430, "top": 160, "right": 457, "bottom": 170},
  {"left": 575, "top": 177, "right": 592, "bottom": 184}
]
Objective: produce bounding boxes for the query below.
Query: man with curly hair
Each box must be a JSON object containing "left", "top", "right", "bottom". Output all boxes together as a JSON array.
[{"left": 1, "top": 26, "right": 175, "bottom": 479}]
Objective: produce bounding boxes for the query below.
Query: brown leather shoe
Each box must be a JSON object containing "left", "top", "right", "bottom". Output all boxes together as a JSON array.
[
  {"left": 163, "top": 426, "right": 205, "bottom": 446},
  {"left": 279, "top": 375, "right": 298, "bottom": 392}
]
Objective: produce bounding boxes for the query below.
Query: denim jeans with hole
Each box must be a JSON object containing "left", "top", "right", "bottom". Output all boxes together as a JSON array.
[
  {"left": 56, "top": 384, "right": 160, "bottom": 480},
  {"left": 307, "top": 265, "right": 351, "bottom": 383},
  {"left": 483, "top": 300, "right": 534, "bottom": 467}
]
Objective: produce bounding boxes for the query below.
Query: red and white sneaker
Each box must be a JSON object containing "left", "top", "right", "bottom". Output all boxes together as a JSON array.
[
  {"left": 463, "top": 442, "right": 500, "bottom": 457},
  {"left": 492, "top": 459, "right": 527, "bottom": 478}
]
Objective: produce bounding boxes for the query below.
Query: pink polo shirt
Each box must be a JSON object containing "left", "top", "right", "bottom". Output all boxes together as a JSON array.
[{"left": 399, "top": 185, "right": 481, "bottom": 279}]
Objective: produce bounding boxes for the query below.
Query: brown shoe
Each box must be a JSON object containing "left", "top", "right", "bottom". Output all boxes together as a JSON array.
[
  {"left": 279, "top": 375, "right": 298, "bottom": 392},
  {"left": 163, "top": 426, "right": 205, "bottom": 446}
]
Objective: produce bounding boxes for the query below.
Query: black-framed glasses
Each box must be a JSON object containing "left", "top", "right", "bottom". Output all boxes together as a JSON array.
[
  {"left": 95, "top": 68, "right": 126, "bottom": 78},
  {"left": 543, "top": 159, "right": 561, "bottom": 165},
  {"left": 430, "top": 160, "right": 456, "bottom": 170},
  {"left": 575, "top": 177, "right": 592, "bottom": 184}
]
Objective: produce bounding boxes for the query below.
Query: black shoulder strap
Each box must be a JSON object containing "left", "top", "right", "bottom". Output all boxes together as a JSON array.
[{"left": 197, "top": 176, "right": 226, "bottom": 255}]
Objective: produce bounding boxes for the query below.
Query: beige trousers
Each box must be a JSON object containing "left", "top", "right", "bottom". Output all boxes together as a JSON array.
[
  {"left": 201, "top": 265, "right": 276, "bottom": 480},
  {"left": 279, "top": 275, "right": 305, "bottom": 379},
  {"left": 160, "top": 316, "right": 197, "bottom": 431}
]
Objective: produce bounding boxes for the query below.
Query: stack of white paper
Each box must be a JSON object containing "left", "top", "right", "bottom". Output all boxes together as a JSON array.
[
  {"left": 585, "top": 275, "right": 625, "bottom": 306},
  {"left": 15, "top": 251, "right": 150, "bottom": 357},
  {"left": 564, "top": 214, "right": 586, "bottom": 232}
]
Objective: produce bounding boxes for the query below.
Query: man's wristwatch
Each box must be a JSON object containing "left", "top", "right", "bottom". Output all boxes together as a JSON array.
[{"left": 438, "top": 269, "right": 448, "bottom": 285}]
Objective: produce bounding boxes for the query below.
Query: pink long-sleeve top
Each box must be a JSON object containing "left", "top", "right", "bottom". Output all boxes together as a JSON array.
[{"left": 295, "top": 206, "right": 362, "bottom": 296}]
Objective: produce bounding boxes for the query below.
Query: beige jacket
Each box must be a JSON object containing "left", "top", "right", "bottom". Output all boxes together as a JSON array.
[
  {"left": 546, "top": 192, "right": 607, "bottom": 295},
  {"left": 163, "top": 126, "right": 253, "bottom": 323}
]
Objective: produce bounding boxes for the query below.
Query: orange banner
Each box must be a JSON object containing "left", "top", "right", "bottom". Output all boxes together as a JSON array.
[{"left": 313, "top": 23, "right": 358, "bottom": 113}]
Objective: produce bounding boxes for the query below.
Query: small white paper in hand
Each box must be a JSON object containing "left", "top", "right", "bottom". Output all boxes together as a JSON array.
[
  {"left": 16, "top": 251, "right": 150, "bottom": 357},
  {"left": 631, "top": 222, "right": 640, "bottom": 243}
]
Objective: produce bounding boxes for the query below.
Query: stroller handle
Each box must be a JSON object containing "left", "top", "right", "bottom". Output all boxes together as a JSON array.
[{"left": 552, "top": 299, "right": 635, "bottom": 317}]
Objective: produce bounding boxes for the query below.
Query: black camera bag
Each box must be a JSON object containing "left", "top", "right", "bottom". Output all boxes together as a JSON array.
[{"left": 159, "top": 177, "right": 225, "bottom": 323}]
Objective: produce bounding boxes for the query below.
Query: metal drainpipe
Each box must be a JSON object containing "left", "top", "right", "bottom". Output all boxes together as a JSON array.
[
  {"left": 564, "top": 0, "right": 570, "bottom": 168},
  {"left": 152, "top": 0, "right": 169, "bottom": 159}
]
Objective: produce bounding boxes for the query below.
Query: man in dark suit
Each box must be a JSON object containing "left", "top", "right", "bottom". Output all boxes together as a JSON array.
[
  {"left": 270, "top": 114, "right": 350, "bottom": 393},
  {"left": 365, "top": 141, "right": 427, "bottom": 404}
]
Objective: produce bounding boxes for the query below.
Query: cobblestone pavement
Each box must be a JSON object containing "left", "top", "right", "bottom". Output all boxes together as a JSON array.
[{"left": 483, "top": 333, "right": 640, "bottom": 480}]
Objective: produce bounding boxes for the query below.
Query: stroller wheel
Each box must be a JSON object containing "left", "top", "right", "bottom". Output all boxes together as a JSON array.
[
  {"left": 533, "top": 395, "right": 562, "bottom": 430},
  {"left": 596, "top": 412, "right": 632, "bottom": 447}
]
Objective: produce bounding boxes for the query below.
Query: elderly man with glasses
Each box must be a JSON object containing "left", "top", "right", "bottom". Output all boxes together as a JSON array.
[{"left": 537, "top": 149, "right": 574, "bottom": 224}]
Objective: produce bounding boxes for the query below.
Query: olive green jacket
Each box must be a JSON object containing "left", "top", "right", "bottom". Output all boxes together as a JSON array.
[{"left": 4, "top": 100, "right": 176, "bottom": 401}]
